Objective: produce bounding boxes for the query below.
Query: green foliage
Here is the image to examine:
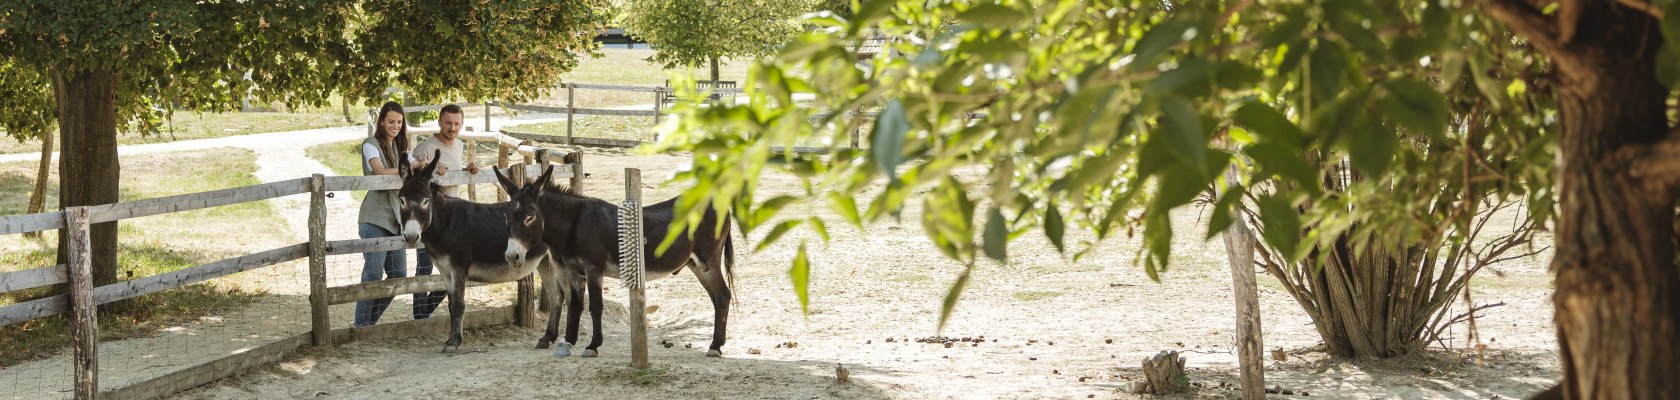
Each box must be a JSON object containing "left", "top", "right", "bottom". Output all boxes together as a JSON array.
[
  {"left": 618, "top": 0, "right": 816, "bottom": 75},
  {"left": 650, "top": 0, "right": 1557, "bottom": 330},
  {"left": 0, "top": 0, "right": 609, "bottom": 139}
]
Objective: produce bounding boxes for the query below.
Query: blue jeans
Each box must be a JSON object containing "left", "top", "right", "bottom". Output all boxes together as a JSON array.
[
  {"left": 413, "top": 249, "right": 447, "bottom": 319},
  {"left": 354, "top": 223, "right": 407, "bottom": 327}
]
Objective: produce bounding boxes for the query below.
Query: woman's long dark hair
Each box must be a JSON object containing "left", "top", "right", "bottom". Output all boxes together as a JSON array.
[{"left": 374, "top": 101, "right": 410, "bottom": 175}]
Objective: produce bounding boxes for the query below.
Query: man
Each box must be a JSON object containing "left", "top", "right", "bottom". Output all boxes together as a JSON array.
[{"left": 409, "top": 104, "right": 481, "bottom": 319}]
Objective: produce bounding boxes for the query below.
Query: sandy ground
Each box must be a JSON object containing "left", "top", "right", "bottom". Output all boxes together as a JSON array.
[
  {"left": 149, "top": 147, "right": 1563, "bottom": 400},
  {"left": 0, "top": 109, "right": 1563, "bottom": 399}
]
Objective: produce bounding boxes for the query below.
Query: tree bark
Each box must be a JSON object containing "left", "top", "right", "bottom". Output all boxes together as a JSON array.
[
  {"left": 52, "top": 69, "right": 121, "bottom": 289},
  {"left": 710, "top": 57, "right": 720, "bottom": 83},
  {"left": 25, "top": 125, "right": 54, "bottom": 239},
  {"left": 1535, "top": 4, "right": 1680, "bottom": 399}
]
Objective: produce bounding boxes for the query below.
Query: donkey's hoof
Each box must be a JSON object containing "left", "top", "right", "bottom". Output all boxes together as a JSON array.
[
  {"left": 706, "top": 349, "right": 722, "bottom": 358},
  {"left": 552, "top": 342, "right": 572, "bottom": 358},
  {"left": 442, "top": 344, "right": 459, "bottom": 353},
  {"left": 536, "top": 339, "right": 553, "bottom": 349},
  {"left": 581, "top": 349, "right": 599, "bottom": 358}
]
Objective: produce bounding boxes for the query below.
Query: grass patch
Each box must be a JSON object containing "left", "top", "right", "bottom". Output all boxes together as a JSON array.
[
  {"left": 0, "top": 148, "right": 287, "bottom": 368},
  {"left": 519, "top": 48, "right": 753, "bottom": 110},
  {"left": 508, "top": 116, "right": 661, "bottom": 143},
  {"left": 1012, "top": 291, "right": 1064, "bottom": 301},
  {"left": 0, "top": 98, "right": 360, "bottom": 155}
]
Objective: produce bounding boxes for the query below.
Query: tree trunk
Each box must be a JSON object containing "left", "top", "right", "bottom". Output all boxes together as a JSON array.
[
  {"left": 1543, "top": 9, "right": 1680, "bottom": 399},
  {"left": 24, "top": 126, "right": 54, "bottom": 239},
  {"left": 53, "top": 70, "right": 120, "bottom": 288},
  {"left": 710, "top": 57, "right": 720, "bottom": 83}
]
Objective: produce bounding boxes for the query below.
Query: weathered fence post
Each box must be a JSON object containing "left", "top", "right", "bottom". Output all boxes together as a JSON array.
[
  {"left": 65, "top": 206, "right": 98, "bottom": 399},
  {"left": 484, "top": 102, "right": 493, "bottom": 134},
  {"left": 1218, "top": 167, "right": 1265, "bottom": 399},
  {"left": 621, "top": 168, "right": 648, "bottom": 369},
  {"left": 466, "top": 138, "right": 478, "bottom": 202},
  {"left": 566, "top": 85, "right": 576, "bottom": 146},
  {"left": 565, "top": 151, "right": 583, "bottom": 191},
  {"left": 849, "top": 111, "right": 862, "bottom": 149},
  {"left": 308, "top": 174, "right": 332, "bottom": 347},
  {"left": 496, "top": 144, "right": 510, "bottom": 202},
  {"left": 653, "top": 89, "right": 663, "bottom": 125}
]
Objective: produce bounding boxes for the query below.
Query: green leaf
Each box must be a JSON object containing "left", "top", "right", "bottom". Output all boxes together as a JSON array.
[
  {"left": 1044, "top": 204, "right": 1066, "bottom": 254},
  {"left": 874, "top": 100, "right": 911, "bottom": 185},
  {"left": 1150, "top": 57, "right": 1211, "bottom": 96},
  {"left": 1660, "top": 47, "right": 1680, "bottom": 89},
  {"left": 1346, "top": 118, "right": 1397, "bottom": 177},
  {"left": 982, "top": 207, "right": 1008, "bottom": 262},
  {"left": 1244, "top": 142, "right": 1318, "bottom": 191},
  {"left": 1309, "top": 44, "right": 1346, "bottom": 103},
  {"left": 1131, "top": 17, "right": 1195, "bottom": 70},
  {"left": 809, "top": 217, "right": 830, "bottom": 244},
  {"left": 789, "top": 242, "right": 811, "bottom": 316},
  {"left": 1381, "top": 78, "right": 1448, "bottom": 137},
  {"left": 829, "top": 192, "right": 863, "bottom": 228},
  {"left": 937, "top": 264, "right": 974, "bottom": 333},
  {"left": 1141, "top": 210, "right": 1171, "bottom": 282},
  {"left": 1255, "top": 193, "right": 1301, "bottom": 262},
  {"left": 957, "top": 3, "right": 1026, "bottom": 26},
  {"left": 1157, "top": 96, "right": 1207, "bottom": 173},
  {"left": 1663, "top": 1, "right": 1680, "bottom": 54},
  {"left": 1231, "top": 102, "right": 1304, "bottom": 145},
  {"left": 1260, "top": 15, "right": 1309, "bottom": 49},
  {"left": 757, "top": 219, "right": 804, "bottom": 251}
]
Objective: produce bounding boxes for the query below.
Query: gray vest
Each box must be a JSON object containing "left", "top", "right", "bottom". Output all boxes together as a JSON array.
[{"left": 357, "top": 137, "right": 403, "bottom": 234}]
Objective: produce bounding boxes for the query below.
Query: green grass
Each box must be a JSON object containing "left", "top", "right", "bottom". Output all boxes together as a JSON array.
[
  {"left": 305, "top": 140, "right": 369, "bottom": 202},
  {"left": 507, "top": 115, "right": 662, "bottom": 143},
  {"left": 0, "top": 148, "right": 285, "bottom": 368},
  {"left": 0, "top": 98, "right": 361, "bottom": 155},
  {"left": 522, "top": 48, "right": 754, "bottom": 110}
]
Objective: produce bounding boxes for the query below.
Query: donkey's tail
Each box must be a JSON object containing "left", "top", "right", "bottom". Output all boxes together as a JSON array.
[{"left": 724, "top": 231, "right": 738, "bottom": 308}]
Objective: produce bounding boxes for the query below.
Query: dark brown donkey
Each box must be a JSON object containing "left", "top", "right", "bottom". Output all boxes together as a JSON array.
[
  {"left": 499, "top": 166, "right": 736, "bottom": 357},
  {"left": 398, "top": 150, "right": 570, "bottom": 352}
]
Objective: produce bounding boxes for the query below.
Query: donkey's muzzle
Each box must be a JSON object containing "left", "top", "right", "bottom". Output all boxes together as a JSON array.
[{"left": 505, "top": 239, "right": 527, "bottom": 265}]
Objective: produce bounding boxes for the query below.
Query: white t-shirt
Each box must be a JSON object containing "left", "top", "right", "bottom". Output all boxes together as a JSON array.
[
  {"left": 361, "top": 143, "right": 415, "bottom": 172},
  {"left": 412, "top": 137, "right": 467, "bottom": 196}
]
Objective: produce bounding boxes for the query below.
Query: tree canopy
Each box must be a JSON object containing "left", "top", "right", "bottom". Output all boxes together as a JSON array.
[{"left": 618, "top": 0, "right": 816, "bottom": 80}]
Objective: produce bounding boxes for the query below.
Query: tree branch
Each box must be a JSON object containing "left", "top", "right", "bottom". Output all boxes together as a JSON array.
[
  {"left": 1625, "top": 129, "right": 1680, "bottom": 192},
  {"left": 1480, "top": 0, "right": 1563, "bottom": 55}
]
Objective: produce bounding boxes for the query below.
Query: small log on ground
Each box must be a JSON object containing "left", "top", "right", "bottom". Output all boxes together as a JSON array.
[{"left": 1142, "top": 350, "right": 1189, "bottom": 394}]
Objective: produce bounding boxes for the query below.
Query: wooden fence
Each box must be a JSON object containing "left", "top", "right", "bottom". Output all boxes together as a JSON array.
[{"left": 0, "top": 136, "right": 579, "bottom": 400}]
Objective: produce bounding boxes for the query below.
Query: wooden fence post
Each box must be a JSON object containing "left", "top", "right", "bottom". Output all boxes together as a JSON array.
[
  {"left": 653, "top": 90, "right": 662, "bottom": 125},
  {"left": 308, "top": 174, "right": 332, "bottom": 347},
  {"left": 621, "top": 168, "right": 648, "bottom": 369},
  {"left": 566, "top": 152, "right": 583, "bottom": 192},
  {"left": 65, "top": 206, "right": 98, "bottom": 399},
  {"left": 466, "top": 139, "right": 478, "bottom": 202},
  {"left": 484, "top": 102, "right": 493, "bottom": 134},
  {"left": 1218, "top": 167, "right": 1265, "bottom": 399},
  {"left": 497, "top": 145, "right": 510, "bottom": 202},
  {"left": 566, "top": 85, "right": 576, "bottom": 146}
]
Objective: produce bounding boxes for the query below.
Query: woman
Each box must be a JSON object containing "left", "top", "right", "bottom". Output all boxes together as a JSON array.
[{"left": 354, "top": 101, "right": 412, "bottom": 327}]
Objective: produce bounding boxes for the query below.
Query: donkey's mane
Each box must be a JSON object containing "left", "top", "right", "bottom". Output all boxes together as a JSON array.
[{"left": 538, "top": 178, "right": 588, "bottom": 199}]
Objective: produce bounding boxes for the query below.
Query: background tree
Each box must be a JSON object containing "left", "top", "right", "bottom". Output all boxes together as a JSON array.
[
  {"left": 0, "top": 0, "right": 607, "bottom": 288},
  {"left": 618, "top": 0, "right": 817, "bottom": 82},
  {"left": 652, "top": 0, "right": 1680, "bottom": 397},
  {"left": 0, "top": 60, "right": 57, "bottom": 238}
]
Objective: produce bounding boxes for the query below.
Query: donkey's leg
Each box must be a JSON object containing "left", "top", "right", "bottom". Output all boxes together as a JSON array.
[
  {"left": 563, "top": 272, "right": 585, "bottom": 347},
  {"left": 536, "top": 257, "right": 565, "bottom": 349},
  {"left": 689, "top": 257, "right": 732, "bottom": 357},
  {"left": 442, "top": 260, "right": 468, "bottom": 353},
  {"left": 582, "top": 272, "right": 605, "bottom": 357}
]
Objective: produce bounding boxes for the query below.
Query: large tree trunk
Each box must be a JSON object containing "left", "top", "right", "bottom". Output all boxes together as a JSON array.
[
  {"left": 24, "top": 125, "right": 54, "bottom": 239},
  {"left": 1541, "top": 5, "right": 1680, "bottom": 399},
  {"left": 53, "top": 70, "right": 120, "bottom": 288},
  {"left": 710, "top": 57, "right": 720, "bottom": 83}
]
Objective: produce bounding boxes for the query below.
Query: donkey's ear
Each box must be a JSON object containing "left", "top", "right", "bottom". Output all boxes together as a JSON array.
[
  {"left": 493, "top": 167, "right": 520, "bottom": 194},
  {"left": 538, "top": 165, "right": 555, "bottom": 189},
  {"left": 415, "top": 150, "right": 439, "bottom": 179},
  {"left": 398, "top": 152, "right": 411, "bottom": 178}
]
